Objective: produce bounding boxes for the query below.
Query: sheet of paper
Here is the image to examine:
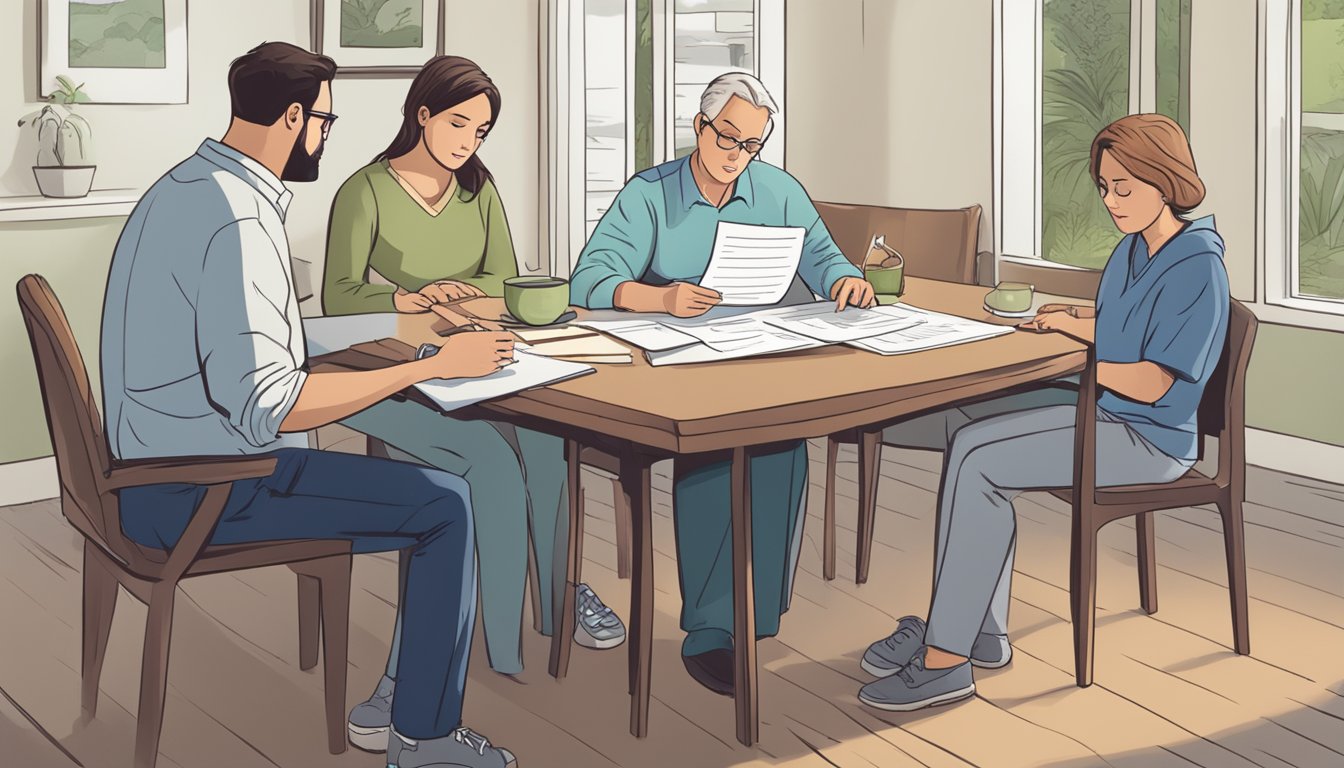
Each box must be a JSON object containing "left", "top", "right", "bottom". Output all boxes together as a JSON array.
[
  {"left": 574, "top": 318, "right": 701, "bottom": 352},
  {"left": 698, "top": 222, "right": 806, "bottom": 306},
  {"left": 846, "top": 308, "right": 1013, "bottom": 355},
  {"left": 659, "top": 315, "right": 816, "bottom": 354},
  {"left": 757, "top": 302, "right": 927, "bottom": 343},
  {"left": 412, "top": 349, "right": 595, "bottom": 412}
]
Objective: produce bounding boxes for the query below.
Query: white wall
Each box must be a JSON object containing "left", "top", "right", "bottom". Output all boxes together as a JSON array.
[{"left": 786, "top": 0, "right": 994, "bottom": 249}]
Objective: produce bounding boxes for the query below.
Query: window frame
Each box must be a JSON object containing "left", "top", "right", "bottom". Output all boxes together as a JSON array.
[{"left": 1260, "top": 0, "right": 1344, "bottom": 331}]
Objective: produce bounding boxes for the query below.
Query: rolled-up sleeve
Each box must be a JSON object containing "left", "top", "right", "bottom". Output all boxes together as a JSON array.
[
  {"left": 1141, "top": 254, "right": 1229, "bottom": 383},
  {"left": 196, "top": 218, "right": 308, "bottom": 448},
  {"left": 570, "top": 181, "right": 658, "bottom": 309}
]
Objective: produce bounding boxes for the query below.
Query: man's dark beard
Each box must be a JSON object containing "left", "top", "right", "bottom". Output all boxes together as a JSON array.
[{"left": 282, "top": 122, "right": 325, "bottom": 182}]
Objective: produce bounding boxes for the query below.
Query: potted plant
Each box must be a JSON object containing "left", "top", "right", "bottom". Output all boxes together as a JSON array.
[{"left": 17, "top": 76, "right": 96, "bottom": 199}]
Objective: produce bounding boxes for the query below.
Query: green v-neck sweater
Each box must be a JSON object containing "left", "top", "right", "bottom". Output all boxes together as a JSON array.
[{"left": 322, "top": 161, "right": 518, "bottom": 315}]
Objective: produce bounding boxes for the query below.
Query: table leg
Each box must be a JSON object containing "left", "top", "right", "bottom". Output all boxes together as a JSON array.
[
  {"left": 731, "top": 446, "right": 759, "bottom": 747},
  {"left": 624, "top": 452, "right": 655, "bottom": 738},
  {"left": 855, "top": 429, "right": 882, "bottom": 585},
  {"left": 549, "top": 439, "right": 585, "bottom": 679}
]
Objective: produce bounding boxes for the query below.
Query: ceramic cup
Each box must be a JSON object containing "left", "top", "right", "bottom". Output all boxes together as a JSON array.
[
  {"left": 984, "top": 281, "right": 1035, "bottom": 314},
  {"left": 503, "top": 276, "right": 571, "bottom": 326}
]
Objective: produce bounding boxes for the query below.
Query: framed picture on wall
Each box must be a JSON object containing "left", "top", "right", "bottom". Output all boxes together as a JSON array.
[
  {"left": 311, "top": 0, "right": 445, "bottom": 77},
  {"left": 39, "top": 0, "right": 188, "bottom": 104}
]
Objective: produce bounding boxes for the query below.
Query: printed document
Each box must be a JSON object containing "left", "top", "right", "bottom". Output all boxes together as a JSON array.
[
  {"left": 698, "top": 222, "right": 806, "bottom": 305},
  {"left": 758, "top": 302, "right": 926, "bottom": 343},
  {"left": 846, "top": 308, "right": 1013, "bottom": 355}
]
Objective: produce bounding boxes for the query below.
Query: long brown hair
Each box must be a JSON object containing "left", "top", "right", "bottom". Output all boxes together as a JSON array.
[
  {"left": 375, "top": 55, "right": 500, "bottom": 198},
  {"left": 1089, "top": 114, "right": 1205, "bottom": 215}
]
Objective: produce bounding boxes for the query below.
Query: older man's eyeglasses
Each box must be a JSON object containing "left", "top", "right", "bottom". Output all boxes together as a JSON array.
[
  {"left": 306, "top": 109, "right": 338, "bottom": 138},
  {"left": 699, "top": 118, "right": 768, "bottom": 155}
]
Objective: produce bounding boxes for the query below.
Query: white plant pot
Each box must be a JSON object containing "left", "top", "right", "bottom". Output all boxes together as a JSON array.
[{"left": 33, "top": 166, "right": 97, "bottom": 199}]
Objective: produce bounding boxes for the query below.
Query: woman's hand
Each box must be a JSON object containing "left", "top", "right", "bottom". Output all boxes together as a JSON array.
[
  {"left": 393, "top": 290, "right": 434, "bottom": 313},
  {"left": 421, "top": 280, "right": 488, "bottom": 304}
]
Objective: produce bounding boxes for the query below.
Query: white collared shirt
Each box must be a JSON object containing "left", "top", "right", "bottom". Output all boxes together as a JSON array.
[{"left": 101, "top": 139, "right": 309, "bottom": 459}]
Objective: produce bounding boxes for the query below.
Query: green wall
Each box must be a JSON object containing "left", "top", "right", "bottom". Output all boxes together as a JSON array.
[
  {"left": 1, "top": 218, "right": 122, "bottom": 464},
  {"left": 1244, "top": 323, "right": 1344, "bottom": 447}
]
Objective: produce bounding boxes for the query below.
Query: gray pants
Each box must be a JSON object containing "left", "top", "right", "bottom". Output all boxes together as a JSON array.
[{"left": 883, "top": 389, "right": 1189, "bottom": 656}]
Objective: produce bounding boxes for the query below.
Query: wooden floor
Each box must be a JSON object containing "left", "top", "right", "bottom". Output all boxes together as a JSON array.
[{"left": 2, "top": 441, "right": 1342, "bottom": 768}]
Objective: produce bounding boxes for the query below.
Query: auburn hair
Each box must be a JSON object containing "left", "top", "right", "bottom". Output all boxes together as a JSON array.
[{"left": 1090, "top": 113, "right": 1205, "bottom": 215}]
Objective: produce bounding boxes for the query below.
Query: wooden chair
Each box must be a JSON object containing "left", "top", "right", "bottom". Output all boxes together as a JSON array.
[
  {"left": 1059, "top": 299, "right": 1257, "bottom": 686},
  {"left": 17, "top": 274, "right": 353, "bottom": 768},
  {"left": 813, "top": 202, "right": 984, "bottom": 581},
  {"left": 813, "top": 201, "right": 982, "bottom": 283}
]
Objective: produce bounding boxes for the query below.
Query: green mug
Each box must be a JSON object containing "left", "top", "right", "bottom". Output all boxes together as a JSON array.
[
  {"left": 503, "top": 276, "right": 571, "bottom": 326},
  {"left": 984, "top": 282, "right": 1035, "bottom": 313}
]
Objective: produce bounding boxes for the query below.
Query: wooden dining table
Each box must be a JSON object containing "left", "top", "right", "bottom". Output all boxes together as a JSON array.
[{"left": 306, "top": 276, "right": 1089, "bottom": 748}]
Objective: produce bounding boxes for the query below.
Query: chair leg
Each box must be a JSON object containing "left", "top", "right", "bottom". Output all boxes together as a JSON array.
[
  {"left": 296, "top": 573, "right": 321, "bottom": 671},
  {"left": 81, "top": 542, "right": 119, "bottom": 716},
  {"left": 612, "top": 476, "right": 632, "bottom": 580},
  {"left": 550, "top": 441, "right": 585, "bottom": 679},
  {"left": 317, "top": 558, "right": 352, "bottom": 755},
  {"left": 1136, "top": 512, "right": 1158, "bottom": 615},
  {"left": 134, "top": 582, "right": 177, "bottom": 768},
  {"left": 823, "top": 437, "right": 839, "bottom": 581},
  {"left": 855, "top": 431, "right": 882, "bottom": 585},
  {"left": 1218, "top": 495, "right": 1251, "bottom": 655},
  {"left": 1069, "top": 512, "right": 1099, "bottom": 688}
]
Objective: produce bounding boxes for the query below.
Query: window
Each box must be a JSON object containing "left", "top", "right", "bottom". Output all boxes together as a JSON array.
[
  {"left": 1040, "top": 0, "right": 1131, "bottom": 269},
  {"left": 671, "top": 0, "right": 755, "bottom": 159},
  {"left": 1298, "top": 1, "right": 1344, "bottom": 302},
  {"left": 584, "top": 0, "right": 631, "bottom": 238},
  {"left": 997, "top": 0, "right": 1191, "bottom": 284}
]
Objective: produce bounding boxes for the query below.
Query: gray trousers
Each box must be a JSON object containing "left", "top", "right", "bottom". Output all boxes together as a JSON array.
[{"left": 883, "top": 388, "right": 1189, "bottom": 657}]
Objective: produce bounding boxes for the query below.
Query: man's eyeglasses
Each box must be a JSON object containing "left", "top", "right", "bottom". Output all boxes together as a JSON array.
[
  {"left": 699, "top": 117, "right": 768, "bottom": 155},
  {"left": 306, "top": 109, "right": 338, "bottom": 139}
]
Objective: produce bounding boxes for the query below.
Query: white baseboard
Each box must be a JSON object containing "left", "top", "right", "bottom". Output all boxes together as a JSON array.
[
  {"left": 0, "top": 457, "right": 58, "bottom": 507},
  {"left": 1245, "top": 429, "right": 1344, "bottom": 483}
]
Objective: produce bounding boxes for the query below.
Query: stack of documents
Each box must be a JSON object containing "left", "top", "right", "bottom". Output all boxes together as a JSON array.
[
  {"left": 845, "top": 307, "right": 1013, "bottom": 355},
  {"left": 512, "top": 326, "right": 633, "bottom": 364}
]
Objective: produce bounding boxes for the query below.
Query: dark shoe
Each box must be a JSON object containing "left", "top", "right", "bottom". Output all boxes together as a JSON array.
[{"left": 682, "top": 648, "right": 734, "bottom": 696}]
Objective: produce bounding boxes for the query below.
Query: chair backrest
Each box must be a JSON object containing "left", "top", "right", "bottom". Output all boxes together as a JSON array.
[
  {"left": 17, "top": 275, "right": 143, "bottom": 567},
  {"left": 813, "top": 201, "right": 982, "bottom": 284},
  {"left": 1197, "top": 298, "right": 1257, "bottom": 486}
]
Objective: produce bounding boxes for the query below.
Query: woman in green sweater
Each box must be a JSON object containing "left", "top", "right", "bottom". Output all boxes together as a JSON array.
[{"left": 324, "top": 56, "right": 624, "bottom": 752}]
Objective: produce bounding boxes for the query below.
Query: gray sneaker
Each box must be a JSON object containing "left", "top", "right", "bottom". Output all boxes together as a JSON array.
[
  {"left": 388, "top": 727, "right": 517, "bottom": 768},
  {"left": 347, "top": 674, "right": 394, "bottom": 752},
  {"left": 861, "top": 616, "right": 1012, "bottom": 678},
  {"left": 574, "top": 583, "right": 625, "bottom": 650},
  {"left": 858, "top": 647, "right": 976, "bottom": 712}
]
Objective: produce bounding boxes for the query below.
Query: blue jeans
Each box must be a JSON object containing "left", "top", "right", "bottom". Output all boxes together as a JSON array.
[{"left": 118, "top": 448, "right": 477, "bottom": 741}]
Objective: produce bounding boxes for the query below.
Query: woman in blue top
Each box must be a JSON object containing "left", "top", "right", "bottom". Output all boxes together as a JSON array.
[{"left": 855, "top": 113, "right": 1229, "bottom": 712}]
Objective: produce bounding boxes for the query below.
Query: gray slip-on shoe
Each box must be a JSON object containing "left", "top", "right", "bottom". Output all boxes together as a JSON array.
[
  {"left": 858, "top": 647, "right": 976, "bottom": 712},
  {"left": 387, "top": 727, "right": 517, "bottom": 768},
  {"left": 347, "top": 674, "right": 394, "bottom": 752}
]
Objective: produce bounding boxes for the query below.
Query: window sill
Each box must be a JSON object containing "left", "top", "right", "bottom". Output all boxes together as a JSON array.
[
  {"left": 0, "top": 189, "right": 139, "bottom": 223},
  {"left": 996, "top": 255, "right": 1102, "bottom": 299},
  {"left": 1251, "top": 299, "right": 1344, "bottom": 333}
]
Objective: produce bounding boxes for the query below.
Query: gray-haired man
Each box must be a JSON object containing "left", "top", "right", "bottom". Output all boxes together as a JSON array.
[{"left": 569, "top": 72, "right": 875, "bottom": 694}]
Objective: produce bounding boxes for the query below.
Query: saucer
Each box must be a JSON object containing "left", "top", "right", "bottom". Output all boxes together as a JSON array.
[
  {"left": 500, "top": 309, "right": 578, "bottom": 327},
  {"left": 875, "top": 293, "right": 902, "bottom": 306},
  {"left": 983, "top": 303, "right": 1035, "bottom": 319}
]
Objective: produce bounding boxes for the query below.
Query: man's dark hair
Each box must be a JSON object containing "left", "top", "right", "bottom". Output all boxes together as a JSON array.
[{"left": 228, "top": 42, "right": 336, "bottom": 126}]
